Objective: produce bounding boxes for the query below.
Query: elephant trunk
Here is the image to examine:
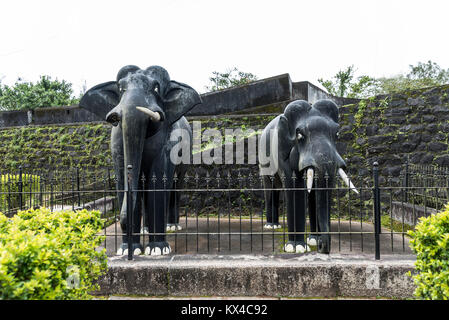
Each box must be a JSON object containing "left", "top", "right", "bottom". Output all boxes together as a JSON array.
[
  {"left": 117, "top": 91, "right": 165, "bottom": 228},
  {"left": 122, "top": 105, "right": 147, "bottom": 192}
]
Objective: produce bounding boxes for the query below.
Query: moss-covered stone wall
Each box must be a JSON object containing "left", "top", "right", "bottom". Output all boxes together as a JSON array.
[
  {"left": 0, "top": 123, "right": 112, "bottom": 170},
  {"left": 0, "top": 115, "right": 277, "bottom": 172},
  {"left": 337, "top": 84, "right": 449, "bottom": 185}
]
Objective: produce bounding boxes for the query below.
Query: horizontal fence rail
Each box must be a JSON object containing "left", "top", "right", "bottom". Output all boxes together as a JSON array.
[{"left": 0, "top": 162, "right": 448, "bottom": 260}]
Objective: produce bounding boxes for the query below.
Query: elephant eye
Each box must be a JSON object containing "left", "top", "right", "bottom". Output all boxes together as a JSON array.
[
  {"left": 297, "top": 132, "right": 304, "bottom": 140},
  {"left": 153, "top": 84, "right": 160, "bottom": 94},
  {"left": 336, "top": 131, "right": 340, "bottom": 138}
]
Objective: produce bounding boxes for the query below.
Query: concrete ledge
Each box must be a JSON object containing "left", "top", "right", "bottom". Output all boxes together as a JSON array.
[
  {"left": 96, "top": 253, "right": 416, "bottom": 298},
  {"left": 391, "top": 201, "right": 438, "bottom": 226},
  {"left": 188, "top": 74, "right": 293, "bottom": 116}
]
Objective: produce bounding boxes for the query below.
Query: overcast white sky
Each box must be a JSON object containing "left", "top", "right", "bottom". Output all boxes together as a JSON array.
[{"left": 1, "top": 0, "right": 448, "bottom": 95}]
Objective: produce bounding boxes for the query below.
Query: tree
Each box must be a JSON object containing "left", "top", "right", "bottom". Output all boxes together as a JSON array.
[
  {"left": 318, "top": 65, "right": 377, "bottom": 99},
  {"left": 0, "top": 75, "right": 80, "bottom": 111},
  {"left": 205, "top": 67, "right": 258, "bottom": 92},
  {"left": 376, "top": 60, "right": 449, "bottom": 94},
  {"left": 318, "top": 61, "right": 449, "bottom": 98}
]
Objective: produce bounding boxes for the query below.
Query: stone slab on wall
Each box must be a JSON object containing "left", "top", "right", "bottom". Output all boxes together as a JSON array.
[
  {"left": 32, "top": 105, "right": 103, "bottom": 125},
  {"left": 0, "top": 74, "right": 359, "bottom": 128},
  {"left": 391, "top": 201, "right": 437, "bottom": 226},
  {"left": 188, "top": 73, "right": 293, "bottom": 116},
  {"left": 0, "top": 110, "right": 29, "bottom": 127}
]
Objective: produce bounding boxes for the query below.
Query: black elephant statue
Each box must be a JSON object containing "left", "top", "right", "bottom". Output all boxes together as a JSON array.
[
  {"left": 258, "top": 99, "right": 358, "bottom": 254},
  {"left": 80, "top": 65, "right": 201, "bottom": 256}
]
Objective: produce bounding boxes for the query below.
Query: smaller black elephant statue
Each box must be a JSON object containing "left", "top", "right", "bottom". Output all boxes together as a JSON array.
[
  {"left": 258, "top": 99, "right": 358, "bottom": 254},
  {"left": 80, "top": 65, "right": 201, "bottom": 256}
]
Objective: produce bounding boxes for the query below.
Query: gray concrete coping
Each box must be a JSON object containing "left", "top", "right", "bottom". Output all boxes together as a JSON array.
[{"left": 96, "top": 253, "right": 416, "bottom": 299}]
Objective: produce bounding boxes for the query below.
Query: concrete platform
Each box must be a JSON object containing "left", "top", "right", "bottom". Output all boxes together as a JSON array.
[
  {"left": 96, "top": 217, "right": 415, "bottom": 299},
  {"left": 96, "top": 253, "right": 416, "bottom": 299}
]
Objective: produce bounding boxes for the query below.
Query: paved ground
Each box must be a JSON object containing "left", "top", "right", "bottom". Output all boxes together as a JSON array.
[{"left": 99, "top": 217, "right": 412, "bottom": 256}]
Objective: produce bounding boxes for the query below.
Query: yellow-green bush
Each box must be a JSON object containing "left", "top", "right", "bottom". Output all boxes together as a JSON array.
[
  {"left": 0, "top": 174, "right": 40, "bottom": 212},
  {"left": 0, "top": 207, "right": 107, "bottom": 300},
  {"left": 408, "top": 203, "right": 449, "bottom": 300}
]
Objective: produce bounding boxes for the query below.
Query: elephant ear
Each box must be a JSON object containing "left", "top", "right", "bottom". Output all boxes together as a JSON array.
[
  {"left": 163, "top": 81, "right": 202, "bottom": 125},
  {"left": 313, "top": 99, "right": 339, "bottom": 123},
  {"left": 79, "top": 81, "right": 120, "bottom": 120},
  {"left": 277, "top": 115, "right": 295, "bottom": 161}
]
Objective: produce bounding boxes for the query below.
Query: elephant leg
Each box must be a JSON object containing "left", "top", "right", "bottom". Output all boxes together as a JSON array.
[
  {"left": 117, "top": 185, "right": 143, "bottom": 255},
  {"left": 307, "top": 190, "right": 318, "bottom": 247},
  {"left": 144, "top": 163, "right": 175, "bottom": 255},
  {"left": 315, "top": 188, "right": 332, "bottom": 254},
  {"left": 262, "top": 175, "right": 281, "bottom": 230},
  {"left": 166, "top": 164, "right": 187, "bottom": 232},
  {"left": 144, "top": 184, "right": 171, "bottom": 255},
  {"left": 166, "top": 188, "right": 182, "bottom": 231},
  {"left": 284, "top": 178, "right": 309, "bottom": 253}
]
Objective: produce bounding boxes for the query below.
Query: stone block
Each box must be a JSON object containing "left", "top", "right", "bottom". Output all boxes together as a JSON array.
[
  {"left": 407, "top": 97, "right": 424, "bottom": 106},
  {"left": 428, "top": 142, "right": 447, "bottom": 152},
  {"left": 0, "top": 110, "right": 29, "bottom": 127},
  {"left": 188, "top": 74, "right": 293, "bottom": 116},
  {"left": 435, "top": 155, "right": 449, "bottom": 166}
]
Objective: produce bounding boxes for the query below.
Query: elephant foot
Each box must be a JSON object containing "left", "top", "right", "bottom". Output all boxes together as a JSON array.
[
  {"left": 317, "top": 235, "right": 331, "bottom": 254},
  {"left": 307, "top": 235, "right": 318, "bottom": 247},
  {"left": 144, "top": 242, "right": 171, "bottom": 256},
  {"left": 140, "top": 227, "right": 150, "bottom": 234},
  {"left": 166, "top": 223, "right": 182, "bottom": 232},
  {"left": 264, "top": 223, "right": 282, "bottom": 230},
  {"left": 284, "top": 241, "right": 311, "bottom": 254},
  {"left": 117, "top": 243, "right": 143, "bottom": 256}
]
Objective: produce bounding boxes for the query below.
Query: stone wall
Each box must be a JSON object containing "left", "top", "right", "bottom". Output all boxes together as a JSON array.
[
  {"left": 337, "top": 84, "right": 449, "bottom": 186},
  {"left": 0, "top": 82, "right": 448, "bottom": 191}
]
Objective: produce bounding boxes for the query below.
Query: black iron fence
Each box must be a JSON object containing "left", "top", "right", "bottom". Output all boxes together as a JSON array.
[
  {"left": 1, "top": 162, "right": 448, "bottom": 260},
  {"left": 403, "top": 162, "right": 449, "bottom": 211}
]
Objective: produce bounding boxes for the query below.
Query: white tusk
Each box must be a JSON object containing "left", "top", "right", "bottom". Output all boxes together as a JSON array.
[
  {"left": 306, "top": 168, "right": 314, "bottom": 193},
  {"left": 136, "top": 106, "right": 161, "bottom": 121},
  {"left": 338, "top": 168, "right": 359, "bottom": 194}
]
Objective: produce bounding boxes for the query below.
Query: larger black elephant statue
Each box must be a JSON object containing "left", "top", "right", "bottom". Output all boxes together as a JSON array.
[
  {"left": 258, "top": 99, "right": 358, "bottom": 254},
  {"left": 80, "top": 65, "right": 201, "bottom": 256}
]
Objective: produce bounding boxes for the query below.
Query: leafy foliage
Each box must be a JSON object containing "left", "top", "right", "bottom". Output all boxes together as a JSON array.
[
  {"left": 205, "top": 67, "right": 258, "bottom": 92},
  {"left": 0, "top": 207, "right": 107, "bottom": 299},
  {"left": 408, "top": 203, "right": 449, "bottom": 300},
  {"left": 0, "top": 75, "right": 80, "bottom": 111},
  {"left": 318, "top": 65, "right": 378, "bottom": 98},
  {"left": 318, "top": 60, "right": 449, "bottom": 98}
]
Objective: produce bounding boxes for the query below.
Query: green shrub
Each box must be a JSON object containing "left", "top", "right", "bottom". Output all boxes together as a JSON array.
[
  {"left": 408, "top": 203, "right": 449, "bottom": 300},
  {"left": 0, "top": 207, "right": 107, "bottom": 299},
  {"left": 0, "top": 174, "right": 40, "bottom": 212}
]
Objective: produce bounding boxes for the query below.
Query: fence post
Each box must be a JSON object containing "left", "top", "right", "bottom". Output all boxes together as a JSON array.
[
  {"left": 404, "top": 158, "right": 409, "bottom": 203},
  {"left": 18, "top": 166, "right": 23, "bottom": 210},
  {"left": 76, "top": 167, "right": 81, "bottom": 207},
  {"left": 127, "top": 165, "right": 133, "bottom": 261},
  {"left": 373, "top": 162, "right": 381, "bottom": 260}
]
